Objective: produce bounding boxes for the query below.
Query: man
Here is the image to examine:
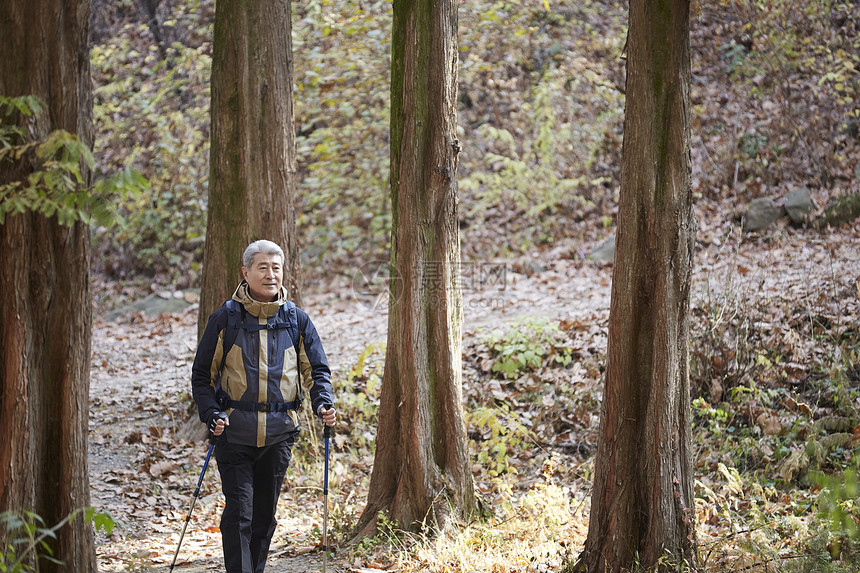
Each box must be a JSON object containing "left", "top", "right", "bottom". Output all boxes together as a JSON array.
[{"left": 192, "top": 239, "right": 336, "bottom": 573}]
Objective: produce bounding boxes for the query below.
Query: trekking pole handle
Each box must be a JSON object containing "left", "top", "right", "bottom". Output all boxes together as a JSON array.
[
  {"left": 208, "top": 411, "right": 228, "bottom": 444},
  {"left": 321, "top": 403, "right": 333, "bottom": 438}
]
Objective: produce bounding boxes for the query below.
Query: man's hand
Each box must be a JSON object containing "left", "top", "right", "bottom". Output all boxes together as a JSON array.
[
  {"left": 208, "top": 411, "right": 229, "bottom": 436},
  {"left": 318, "top": 405, "right": 337, "bottom": 427}
]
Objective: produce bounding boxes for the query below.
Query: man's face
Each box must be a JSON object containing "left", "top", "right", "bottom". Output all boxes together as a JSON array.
[{"left": 242, "top": 253, "right": 284, "bottom": 302}]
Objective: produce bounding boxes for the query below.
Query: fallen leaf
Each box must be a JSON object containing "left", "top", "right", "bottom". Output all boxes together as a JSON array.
[{"left": 149, "top": 461, "right": 178, "bottom": 477}]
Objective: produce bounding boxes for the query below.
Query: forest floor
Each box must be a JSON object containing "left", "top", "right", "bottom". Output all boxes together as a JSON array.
[{"left": 89, "top": 222, "right": 860, "bottom": 573}]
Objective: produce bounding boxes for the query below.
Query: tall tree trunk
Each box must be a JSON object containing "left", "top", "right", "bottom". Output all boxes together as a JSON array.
[
  {"left": 576, "top": 0, "right": 696, "bottom": 571},
  {"left": 353, "top": 0, "right": 476, "bottom": 538},
  {"left": 0, "top": 1, "right": 96, "bottom": 572},
  {"left": 199, "top": 0, "right": 300, "bottom": 339}
]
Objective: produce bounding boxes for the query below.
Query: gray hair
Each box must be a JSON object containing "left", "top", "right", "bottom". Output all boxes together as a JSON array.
[{"left": 243, "top": 240, "right": 285, "bottom": 269}]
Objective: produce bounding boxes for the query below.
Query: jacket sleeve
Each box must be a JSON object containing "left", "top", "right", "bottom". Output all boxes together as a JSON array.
[
  {"left": 297, "top": 310, "right": 334, "bottom": 414},
  {"left": 191, "top": 307, "right": 228, "bottom": 423}
]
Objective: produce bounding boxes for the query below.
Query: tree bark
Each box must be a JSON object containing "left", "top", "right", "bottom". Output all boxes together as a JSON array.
[
  {"left": 576, "top": 0, "right": 696, "bottom": 571},
  {"left": 353, "top": 0, "right": 476, "bottom": 538},
  {"left": 0, "top": 1, "right": 97, "bottom": 572},
  {"left": 199, "top": 0, "right": 300, "bottom": 340}
]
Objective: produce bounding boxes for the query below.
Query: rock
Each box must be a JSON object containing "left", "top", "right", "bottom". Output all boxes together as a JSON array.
[
  {"left": 783, "top": 186, "right": 816, "bottom": 224},
  {"left": 820, "top": 193, "right": 860, "bottom": 228},
  {"left": 743, "top": 197, "right": 781, "bottom": 232},
  {"left": 104, "top": 289, "right": 199, "bottom": 321},
  {"left": 587, "top": 235, "right": 615, "bottom": 264}
]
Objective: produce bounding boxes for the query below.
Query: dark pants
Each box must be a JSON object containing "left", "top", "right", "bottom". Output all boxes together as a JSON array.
[{"left": 214, "top": 435, "right": 296, "bottom": 573}]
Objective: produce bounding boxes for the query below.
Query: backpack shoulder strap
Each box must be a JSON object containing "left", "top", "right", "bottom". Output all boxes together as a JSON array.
[
  {"left": 282, "top": 300, "right": 302, "bottom": 355},
  {"left": 220, "top": 299, "right": 244, "bottom": 374},
  {"left": 282, "top": 301, "right": 307, "bottom": 406},
  {"left": 212, "top": 299, "right": 243, "bottom": 409}
]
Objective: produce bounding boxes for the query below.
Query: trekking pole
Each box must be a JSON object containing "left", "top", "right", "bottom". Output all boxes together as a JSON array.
[
  {"left": 169, "top": 437, "right": 217, "bottom": 571},
  {"left": 322, "top": 415, "right": 332, "bottom": 573}
]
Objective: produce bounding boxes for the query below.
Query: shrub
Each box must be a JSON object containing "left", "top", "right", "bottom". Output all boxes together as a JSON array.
[
  {"left": 0, "top": 508, "right": 114, "bottom": 572},
  {"left": 481, "top": 316, "right": 573, "bottom": 379},
  {"left": 468, "top": 404, "right": 533, "bottom": 477}
]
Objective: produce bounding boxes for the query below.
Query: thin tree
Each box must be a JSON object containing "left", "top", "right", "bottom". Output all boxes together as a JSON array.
[
  {"left": 0, "top": 0, "right": 97, "bottom": 571},
  {"left": 198, "top": 0, "right": 301, "bottom": 339},
  {"left": 574, "top": 0, "right": 697, "bottom": 571},
  {"left": 352, "top": 0, "right": 476, "bottom": 537}
]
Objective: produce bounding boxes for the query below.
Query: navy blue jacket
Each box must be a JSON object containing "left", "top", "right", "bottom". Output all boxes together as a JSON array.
[{"left": 192, "top": 282, "right": 334, "bottom": 447}]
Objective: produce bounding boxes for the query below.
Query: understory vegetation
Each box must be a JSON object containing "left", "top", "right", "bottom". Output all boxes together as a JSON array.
[
  {"left": 79, "top": 0, "right": 860, "bottom": 571},
  {"left": 308, "top": 256, "right": 860, "bottom": 571}
]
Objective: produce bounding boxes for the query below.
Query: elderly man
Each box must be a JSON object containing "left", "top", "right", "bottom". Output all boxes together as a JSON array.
[{"left": 192, "top": 239, "right": 336, "bottom": 573}]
